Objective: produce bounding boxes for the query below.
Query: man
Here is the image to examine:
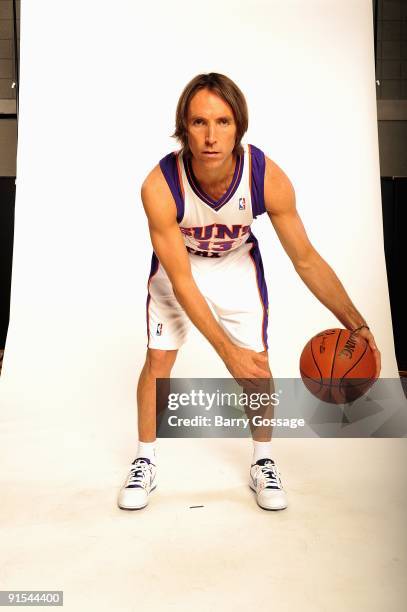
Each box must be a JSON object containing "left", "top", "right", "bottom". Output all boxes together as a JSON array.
[{"left": 118, "top": 73, "right": 381, "bottom": 511}]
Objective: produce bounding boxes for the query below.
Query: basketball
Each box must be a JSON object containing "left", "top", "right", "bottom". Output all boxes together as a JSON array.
[{"left": 300, "top": 328, "right": 376, "bottom": 404}]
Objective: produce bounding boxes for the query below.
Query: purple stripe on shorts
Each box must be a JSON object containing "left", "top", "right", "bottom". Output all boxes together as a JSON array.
[
  {"left": 247, "top": 232, "right": 269, "bottom": 350},
  {"left": 159, "top": 152, "right": 184, "bottom": 222},
  {"left": 249, "top": 144, "right": 266, "bottom": 218},
  {"left": 146, "top": 252, "right": 160, "bottom": 346}
]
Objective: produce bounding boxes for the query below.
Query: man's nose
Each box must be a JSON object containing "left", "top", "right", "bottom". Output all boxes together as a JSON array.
[{"left": 205, "top": 123, "right": 216, "bottom": 145}]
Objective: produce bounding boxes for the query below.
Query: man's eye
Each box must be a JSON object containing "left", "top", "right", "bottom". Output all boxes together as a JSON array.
[{"left": 193, "top": 119, "right": 204, "bottom": 125}]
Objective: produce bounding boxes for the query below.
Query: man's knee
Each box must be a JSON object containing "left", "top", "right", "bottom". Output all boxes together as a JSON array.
[{"left": 145, "top": 348, "right": 178, "bottom": 377}]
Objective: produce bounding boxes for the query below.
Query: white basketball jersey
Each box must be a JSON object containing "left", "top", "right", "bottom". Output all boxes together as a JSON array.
[
  {"left": 159, "top": 143, "right": 267, "bottom": 258},
  {"left": 178, "top": 144, "right": 253, "bottom": 255}
]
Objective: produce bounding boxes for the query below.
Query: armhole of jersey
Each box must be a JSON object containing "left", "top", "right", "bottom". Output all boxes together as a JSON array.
[
  {"left": 248, "top": 144, "right": 266, "bottom": 218},
  {"left": 159, "top": 152, "right": 185, "bottom": 223}
]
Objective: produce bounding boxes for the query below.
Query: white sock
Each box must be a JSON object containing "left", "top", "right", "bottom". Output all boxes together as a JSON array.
[
  {"left": 136, "top": 441, "right": 157, "bottom": 463},
  {"left": 252, "top": 440, "right": 273, "bottom": 463}
]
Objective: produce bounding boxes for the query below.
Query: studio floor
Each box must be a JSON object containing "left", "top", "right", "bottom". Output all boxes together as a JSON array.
[{"left": 1, "top": 433, "right": 406, "bottom": 612}]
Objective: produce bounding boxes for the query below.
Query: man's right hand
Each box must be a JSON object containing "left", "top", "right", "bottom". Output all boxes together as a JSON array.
[{"left": 221, "top": 345, "right": 271, "bottom": 387}]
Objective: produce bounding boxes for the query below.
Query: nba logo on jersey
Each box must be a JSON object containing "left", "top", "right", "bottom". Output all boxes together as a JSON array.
[
  {"left": 239, "top": 197, "right": 246, "bottom": 210},
  {"left": 156, "top": 323, "right": 163, "bottom": 336}
]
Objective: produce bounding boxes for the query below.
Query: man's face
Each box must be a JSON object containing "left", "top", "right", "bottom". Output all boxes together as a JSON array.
[{"left": 186, "top": 88, "right": 237, "bottom": 166}]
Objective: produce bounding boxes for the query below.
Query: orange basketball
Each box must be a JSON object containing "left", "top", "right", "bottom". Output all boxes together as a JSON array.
[{"left": 300, "top": 328, "right": 377, "bottom": 404}]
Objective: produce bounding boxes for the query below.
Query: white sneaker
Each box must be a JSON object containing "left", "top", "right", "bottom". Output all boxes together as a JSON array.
[
  {"left": 249, "top": 458, "right": 288, "bottom": 511},
  {"left": 118, "top": 457, "right": 157, "bottom": 510}
]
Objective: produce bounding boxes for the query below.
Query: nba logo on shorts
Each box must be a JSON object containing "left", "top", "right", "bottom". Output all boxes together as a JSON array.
[
  {"left": 156, "top": 323, "right": 163, "bottom": 336},
  {"left": 239, "top": 197, "right": 246, "bottom": 210}
]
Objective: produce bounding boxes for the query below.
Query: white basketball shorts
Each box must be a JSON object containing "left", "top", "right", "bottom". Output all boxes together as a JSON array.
[{"left": 146, "top": 236, "right": 269, "bottom": 353}]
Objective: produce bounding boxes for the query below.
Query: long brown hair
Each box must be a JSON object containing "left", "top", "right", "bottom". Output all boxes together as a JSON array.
[{"left": 172, "top": 73, "right": 249, "bottom": 157}]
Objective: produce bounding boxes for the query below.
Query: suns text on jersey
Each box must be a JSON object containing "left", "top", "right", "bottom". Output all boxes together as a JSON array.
[{"left": 180, "top": 223, "right": 250, "bottom": 252}]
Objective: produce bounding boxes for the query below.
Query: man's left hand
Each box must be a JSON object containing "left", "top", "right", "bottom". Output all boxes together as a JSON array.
[{"left": 356, "top": 327, "right": 381, "bottom": 379}]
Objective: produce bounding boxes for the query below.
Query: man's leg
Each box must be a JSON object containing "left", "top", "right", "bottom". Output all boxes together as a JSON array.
[
  {"left": 118, "top": 348, "right": 178, "bottom": 510},
  {"left": 243, "top": 350, "right": 274, "bottom": 444},
  {"left": 202, "top": 245, "right": 287, "bottom": 509},
  {"left": 243, "top": 351, "right": 287, "bottom": 511},
  {"left": 137, "top": 348, "right": 178, "bottom": 442}
]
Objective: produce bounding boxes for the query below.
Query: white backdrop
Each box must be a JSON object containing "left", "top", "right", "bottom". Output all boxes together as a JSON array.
[{"left": 0, "top": 0, "right": 400, "bottom": 434}]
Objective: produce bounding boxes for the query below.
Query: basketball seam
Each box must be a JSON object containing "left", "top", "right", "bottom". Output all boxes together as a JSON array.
[
  {"left": 300, "top": 376, "right": 372, "bottom": 388},
  {"left": 330, "top": 330, "right": 343, "bottom": 382},
  {"left": 327, "top": 330, "right": 342, "bottom": 402},
  {"left": 339, "top": 340, "right": 369, "bottom": 382},
  {"left": 310, "top": 339, "right": 323, "bottom": 382},
  {"left": 299, "top": 368, "right": 324, "bottom": 397},
  {"left": 299, "top": 367, "right": 314, "bottom": 379}
]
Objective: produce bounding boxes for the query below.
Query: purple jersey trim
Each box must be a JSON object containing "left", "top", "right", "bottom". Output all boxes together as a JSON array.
[
  {"left": 184, "top": 153, "right": 244, "bottom": 211},
  {"left": 159, "top": 152, "right": 184, "bottom": 222},
  {"left": 249, "top": 144, "right": 266, "bottom": 218},
  {"left": 247, "top": 232, "right": 269, "bottom": 350}
]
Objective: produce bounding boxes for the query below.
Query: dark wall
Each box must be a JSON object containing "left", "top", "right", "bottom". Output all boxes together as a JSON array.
[
  {"left": 0, "top": 176, "right": 14, "bottom": 347},
  {"left": 381, "top": 177, "right": 407, "bottom": 371}
]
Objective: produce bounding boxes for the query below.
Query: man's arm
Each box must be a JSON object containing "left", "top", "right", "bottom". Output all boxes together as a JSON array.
[
  {"left": 141, "top": 165, "right": 269, "bottom": 380},
  {"left": 263, "top": 157, "right": 381, "bottom": 376}
]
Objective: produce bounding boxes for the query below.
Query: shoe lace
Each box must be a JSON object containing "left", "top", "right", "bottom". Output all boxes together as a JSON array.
[
  {"left": 125, "top": 460, "right": 151, "bottom": 487},
  {"left": 259, "top": 462, "right": 282, "bottom": 489}
]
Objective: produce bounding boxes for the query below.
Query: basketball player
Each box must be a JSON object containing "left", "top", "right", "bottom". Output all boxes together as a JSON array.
[{"left": 118, "top": 73, "right": 381, "bottom": 511}]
